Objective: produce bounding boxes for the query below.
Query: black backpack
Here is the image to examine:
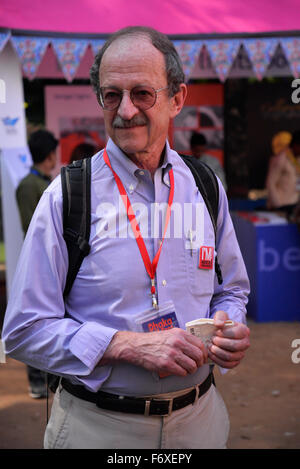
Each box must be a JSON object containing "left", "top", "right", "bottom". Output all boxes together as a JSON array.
[{"left": 60, "top": 154, "right": 223, "bottom": 298}]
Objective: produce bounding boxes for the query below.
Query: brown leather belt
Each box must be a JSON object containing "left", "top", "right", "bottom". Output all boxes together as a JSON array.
[{"left": 61, "top": 373, "right": 214, "bottom": 417}]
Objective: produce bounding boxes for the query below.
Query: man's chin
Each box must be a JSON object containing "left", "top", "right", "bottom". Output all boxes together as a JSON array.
[
  {"left": 113, "top": 134, "right": 147, "bottom": 155},
  {"left": 118, "top": 143, "right": 145, "bottom": 156}
]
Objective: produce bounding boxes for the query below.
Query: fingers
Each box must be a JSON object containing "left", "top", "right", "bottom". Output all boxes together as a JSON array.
[
  {"left": 168, "top": 330, "right": 208, "bottom": 374},
  {"left": 213, "top": 310, "right": 229, "bottom": 328},
  {"left": 212, "top": 334, "right": 250, "bottom": 353},
  {"left": 209, "top": 343, "right": 246, "bottom": 362},
  {"left": 173, "top": 351, "right": 203, "bottom": 375},
  {"left": 208, "top": 323, "right": 250, "bottom": 368},
  {"left": 135, "top": 328, "right": 208, "bottom": 377},
  {"left": 208, "top": 348, "right": 241, "bottom": 369},
  {"left": 184, "top": 332, "right": 209, "bottom": 363},
  {"left": 215, "top": 323, "right": 250, "bottom": 340}
]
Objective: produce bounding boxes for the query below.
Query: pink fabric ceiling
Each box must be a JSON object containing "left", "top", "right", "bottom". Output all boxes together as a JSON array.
[{"left": 0, "top": 0, "right": 299, "bottom": 35}]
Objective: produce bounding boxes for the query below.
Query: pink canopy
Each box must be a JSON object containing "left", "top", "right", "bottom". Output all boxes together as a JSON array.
[{"left": 0, "top": 0, "right": 299, "bottom": 35}]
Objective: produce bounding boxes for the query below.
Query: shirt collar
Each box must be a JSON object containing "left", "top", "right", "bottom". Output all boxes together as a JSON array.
[{"left": 105, "top": 138, "right": 173, "bottom": 190}]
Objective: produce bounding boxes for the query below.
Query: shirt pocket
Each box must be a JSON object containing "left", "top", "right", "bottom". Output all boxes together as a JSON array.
[{"left": 183, "top": 236, "right": 216, "bottom": 299}]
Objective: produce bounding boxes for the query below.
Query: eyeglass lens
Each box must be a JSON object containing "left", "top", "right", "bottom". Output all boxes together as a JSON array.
[{"left": 101, "top": 86, "right": 157, "bottom": 110}]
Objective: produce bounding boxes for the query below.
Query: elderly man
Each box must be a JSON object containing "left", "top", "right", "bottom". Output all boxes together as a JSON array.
[{"left": 3, "top": 26, "right": 250, "bottom": 449}]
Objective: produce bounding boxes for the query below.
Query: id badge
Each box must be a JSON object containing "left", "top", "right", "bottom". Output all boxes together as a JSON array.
[{"left": 135, "top": 301, "right": 179, "bottom": 333}]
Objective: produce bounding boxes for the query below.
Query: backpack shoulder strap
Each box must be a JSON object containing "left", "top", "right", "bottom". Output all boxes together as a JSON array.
[
  {"left": 60, "top": 157, "right": 92, "bottom": 298},
  {"left": 180, "top": 154, "right": 223, "bottom": 284}
]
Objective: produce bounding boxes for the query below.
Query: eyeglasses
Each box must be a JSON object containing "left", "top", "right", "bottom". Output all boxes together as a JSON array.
[{"left": 99, "top": 85, "right": 169, "bottom": 111}]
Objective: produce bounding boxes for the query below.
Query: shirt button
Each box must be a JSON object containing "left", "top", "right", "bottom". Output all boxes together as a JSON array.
[
  {"left": 162, "top": 280, "right": 167, "bottom": 286},
  {"left": 129, "top": 184, "right": 134, "bottom": 193}
]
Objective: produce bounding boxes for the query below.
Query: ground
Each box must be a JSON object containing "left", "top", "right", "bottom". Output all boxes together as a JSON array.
[{"left": 0, "top": 319, "right": 300, "bottom": 449}]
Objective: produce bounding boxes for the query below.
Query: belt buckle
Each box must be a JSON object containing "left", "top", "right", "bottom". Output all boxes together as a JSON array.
[{"left": 144, "top": 397, "right": 173, "bottom": 417}]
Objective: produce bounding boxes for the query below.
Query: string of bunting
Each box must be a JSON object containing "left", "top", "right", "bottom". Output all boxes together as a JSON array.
[{"left": 3, "top": 33, "right": 300, "bottom": 82}]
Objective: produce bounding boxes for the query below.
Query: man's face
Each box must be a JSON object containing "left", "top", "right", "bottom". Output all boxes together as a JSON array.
[{"left": 99, "top": 36, "right": 184, "bottom": 156}]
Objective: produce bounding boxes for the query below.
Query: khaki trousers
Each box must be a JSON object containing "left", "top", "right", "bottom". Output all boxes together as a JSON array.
[{"left": 44, "top": 384, "right": 230, "bottom": 449}]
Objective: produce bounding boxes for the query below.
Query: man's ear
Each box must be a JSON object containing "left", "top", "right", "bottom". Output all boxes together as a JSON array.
[{"left": 170, "top": 83, "right": 187, "bottom": 119}]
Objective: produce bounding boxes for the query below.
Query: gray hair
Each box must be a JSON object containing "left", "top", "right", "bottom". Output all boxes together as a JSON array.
[{"left": 90, "top": 26, "right": 185, "bottom": 104}]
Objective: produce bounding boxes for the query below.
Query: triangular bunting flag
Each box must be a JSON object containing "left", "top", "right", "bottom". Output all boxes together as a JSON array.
[
  {"left": 0, "top": 32, "right": 10, "bottom": 53},
  {"left": 11, "top": 36, "right": 50, "bottom": 80},
  {"left": 173, "top": 40, "right": 203, "bottom": 81},
  {"left": 51, "top": 38, "right": 88, "bottom": 82},
  {"left": 243, "top": 38, "right": 279, "bottom": 80},
  {"left": 89, "top": 39, "right": 106, "bottom": 57},
  {"left": 280, "top": 37, "right": 300, "bottom": 78},
  {"left": 205, "top": 39, "right": 241, "bottom": 82}
]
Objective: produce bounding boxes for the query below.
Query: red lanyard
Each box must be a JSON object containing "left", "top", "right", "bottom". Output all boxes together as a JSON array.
[{"left": 103, "top": 148, "right": 174, "bottom": 308}]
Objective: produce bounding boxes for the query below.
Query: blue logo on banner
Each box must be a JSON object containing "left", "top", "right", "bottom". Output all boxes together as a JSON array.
[
  {"left": 2, "top": 116, "right": 19, "bottom": 126},
  {"left": 19, "top": 154, "right": 27, "bottom": 163}
]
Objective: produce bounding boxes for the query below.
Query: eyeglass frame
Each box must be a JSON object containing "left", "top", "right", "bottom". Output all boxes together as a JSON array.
[{"left": 99, "top": 85, "right": 169, "bottom": 111}]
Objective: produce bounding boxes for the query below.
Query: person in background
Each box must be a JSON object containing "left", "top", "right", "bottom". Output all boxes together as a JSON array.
[
  {"left": 69, "top": 142, "right": 97, "bottom": 164},
  {"left": 190, "top": 131, "right": 227, "bottom": 191},
  {"left": 266, "top": 130, "right": 300, "bottom": 218},
  {"left": 16, "top": 129, "right": 58, "bottom": 398}
]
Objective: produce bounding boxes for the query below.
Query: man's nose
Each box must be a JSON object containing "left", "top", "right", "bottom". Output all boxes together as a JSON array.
[{"left": 117, "top": 90, "right": 139, "bottom": 120}]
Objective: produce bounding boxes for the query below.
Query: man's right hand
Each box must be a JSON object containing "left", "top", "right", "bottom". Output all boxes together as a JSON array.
[{"left": 99, "top": 328, "right": 208, "bottom": 376}]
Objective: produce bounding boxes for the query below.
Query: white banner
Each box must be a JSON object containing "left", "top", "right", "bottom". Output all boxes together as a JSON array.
[{"left": 0, "top": 41, "right": 29, "bottom": 297}]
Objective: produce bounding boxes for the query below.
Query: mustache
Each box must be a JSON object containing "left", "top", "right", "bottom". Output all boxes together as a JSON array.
[{"left": 112, "top": 115, "right": 148, "bottom": 128}]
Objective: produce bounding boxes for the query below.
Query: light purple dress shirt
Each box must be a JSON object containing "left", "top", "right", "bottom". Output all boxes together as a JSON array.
[{"left": 2, "top": 138, "right": 250, "bottom": 395}]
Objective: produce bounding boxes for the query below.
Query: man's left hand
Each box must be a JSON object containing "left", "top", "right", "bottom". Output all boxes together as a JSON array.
[{"left": 208, "top": 310, "right": 250, "bottom": 369}]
